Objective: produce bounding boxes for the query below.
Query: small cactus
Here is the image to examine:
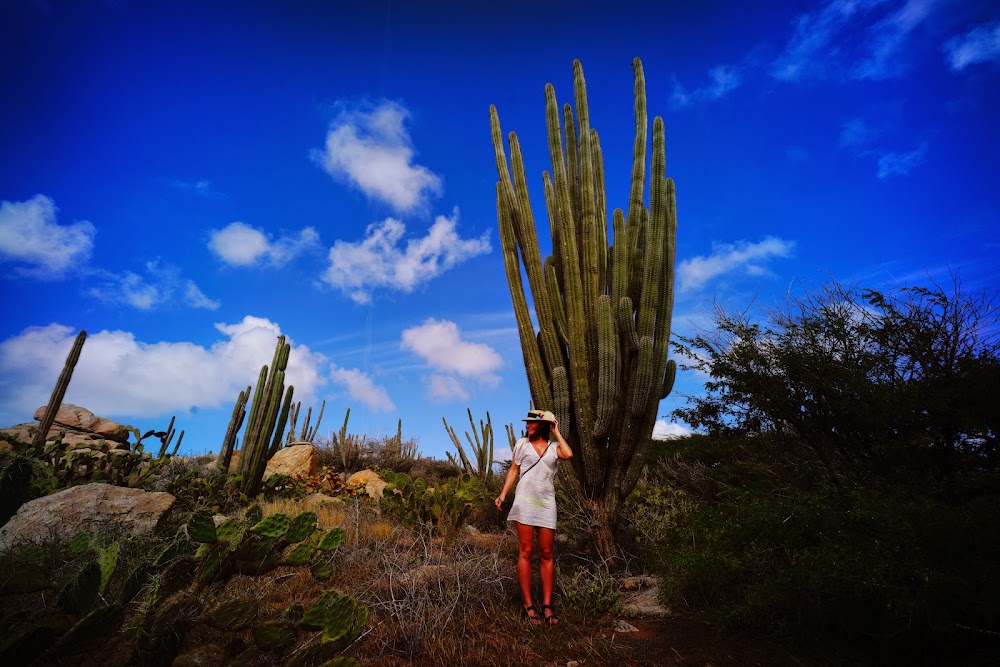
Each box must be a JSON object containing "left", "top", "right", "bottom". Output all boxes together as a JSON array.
[
  {"left": 284, "top": 543, "right": 317, "bottom": 566},
  {"left": 202, "top": 598, "right": 257, "bottom": 630},
  {"left": 317, "top": 527, "right": 346, "bottom": 552},
  {"left": 249, "top": 513, "right": 292, "bottom": 538},
  {"left": 187, "top": 510, "right": 218, "bottom": 544},
  {"left": 285, "top": 511, "right": 318, "bottom": 543},
  {"left": 252, "top": 620, "right": 298, "bottom": 652}
]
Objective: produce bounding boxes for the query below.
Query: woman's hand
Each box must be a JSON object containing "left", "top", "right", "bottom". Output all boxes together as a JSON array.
[{"left": 494, "top": 495, "right": 504, "bottom": 510}]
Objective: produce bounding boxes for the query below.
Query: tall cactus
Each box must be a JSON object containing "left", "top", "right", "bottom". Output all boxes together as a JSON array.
[
  {"left": 490, "top": 58, "right": 678, "bottom": 559},
  {"left": 218, "top": 385, "right": 250, "bottom": 473},
  {"left": 237, "top": 335, "right": 294, "bottom": 496},
  {"left": 443, "top": 409, "right": 495, "bottom": 482},
  {"left": 33, "top": 330, "right": 87, "bottom": 455}
]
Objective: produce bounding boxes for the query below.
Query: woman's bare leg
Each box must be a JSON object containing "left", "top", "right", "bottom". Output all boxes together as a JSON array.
[
  {"left": 537, "top": 526, "right": 557, "bottom": 623},
  {"left": 515, "top": 522, "right": 540, "bottom": 621}
]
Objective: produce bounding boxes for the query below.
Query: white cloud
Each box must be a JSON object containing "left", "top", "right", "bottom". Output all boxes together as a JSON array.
[
  {"left": 671, "top": 65, "right": 744, "bottom": 108},
  {"left": 653, "top": 419, "right": 692, "bottom": 440},
  {"left": 209, "top": 222, "right": 319, "bottom": 267},
  {"left": 401, "top": 319, "right": 502, "bottom": 404},
  {"left": 401, "top": 319, "right": 503, "bottom": 379},
  {"left": 323, "top": 209, "right": 490, "bottom": 304},
  {"left": 312, "top": 100, "right": 442, "bottom": 213},
  {"left": 876, "top": 142, "right": 928, "bottom": 178},
  {"left": 771, "top": 0, "right": 940, "bottom": 82},
  {"left": 943, "top": 22, "right": 1000, "bottom": 70},
  {"left": 678, "top": 237, "right": 796, "bottom": 293},
  {"left": 426, "top": 374, "right": 469, "bottom": 403},
  {"left": 0, "top": 316, "right": 326, "bottom": 424},
  {"left": 0, "top": 195, "right": 95, "bottom": 278},
  {"left": 328, "top": 364, "right": 395, "bottom": 413},
  {"left": 87, "top": 261, "right": 219, "bottom": 311}
]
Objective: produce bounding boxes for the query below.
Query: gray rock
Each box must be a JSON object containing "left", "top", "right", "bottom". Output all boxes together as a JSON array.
[
  {"left": 614, "top": 619, "right": 639, "bottom": 633},
  {"left": 0, "top": 483, "right": 176, "bottom": 551}
]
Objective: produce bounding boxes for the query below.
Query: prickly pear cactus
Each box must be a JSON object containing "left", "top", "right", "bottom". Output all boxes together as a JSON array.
[
  {"left": 285, "top": 511, "right": 318, "bottom": 543},
  {"left": 188, "top": 510, "right": 218, "bottom": 543},
  {"left": 249, "top": 513, "right": 292, "bottom": 538}
]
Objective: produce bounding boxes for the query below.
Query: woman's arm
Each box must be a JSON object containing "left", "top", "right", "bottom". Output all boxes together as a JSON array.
[
  {"left": 552, "top": 420, "right": 573, "bottom": 460},
  {"left": 494, "top": 443, "right": 521, "bottom": 510}
]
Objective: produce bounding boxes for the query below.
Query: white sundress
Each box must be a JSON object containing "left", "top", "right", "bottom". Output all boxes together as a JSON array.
[{"left": 506, "top": 437, "right": 559, "bottom": 530}]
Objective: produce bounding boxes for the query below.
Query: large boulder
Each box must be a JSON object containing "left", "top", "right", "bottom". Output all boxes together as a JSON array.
[
  {"left": 264, "top": 444, "right": 318, "bottom": 479},
  {"left": 0, "top": 483, "right": 176, "bottom": 551},
  {"left": 33, "top": 404, "right": 130, "bottom": 443},
  {"left": 345, "top": 469, "right": 387, "bottom": 500}
]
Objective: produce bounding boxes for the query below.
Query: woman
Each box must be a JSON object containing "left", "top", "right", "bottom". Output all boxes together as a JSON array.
[{"left": 494, "top": 409, "right": 573, "bottom": 625}]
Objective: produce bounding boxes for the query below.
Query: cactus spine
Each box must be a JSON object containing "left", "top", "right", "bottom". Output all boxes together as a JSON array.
[
  {"left": 33, "top": 330, "right": 86, "bottom": 454},
  {"left": 490, "top": 58, "right": 678, "bottom": 559}
]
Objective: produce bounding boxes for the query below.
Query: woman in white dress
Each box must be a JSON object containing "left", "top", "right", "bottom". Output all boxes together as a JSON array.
[{"left": 494, "top": 409, "right": 573, "bottom": 625}]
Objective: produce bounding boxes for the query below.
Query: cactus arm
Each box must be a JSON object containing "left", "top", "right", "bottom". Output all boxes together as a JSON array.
[
  {"left": 33, "top": 330, "right": 86, "bottom": 454},
  {"left": 171, "top": 430, "right": 184, "bottom": 456},
  {"left": 268, "top": 385, "right": 294, "bottom": 457},
  {"left": 496, "top": 181, "right": 552, "bottom": 408},
  {"left": 593, "top": 294, "right": 619, "bottom": 439},
  {"left": 627, "top": 57, "right": 648, "bottom": 232}
]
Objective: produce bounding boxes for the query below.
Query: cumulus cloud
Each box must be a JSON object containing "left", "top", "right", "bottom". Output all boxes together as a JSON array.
[
  {"left": 653, "top": 419, "right": 692, "bottom": 440},
  {"left": 312, "top": 100, "right": 442, "bottom": 213},
  {"left": 87, "top": 261, "right": 220, "bottom": 311},
  {"left": 671, "top": 65, "right": 745, "bottom": 108},
  {"left": 209, "top": 222, "right": 319, "bottom": 267},
  {"left": 401, "top": 318, "right": 502, "bottom": 404},
  {"left": 401, "top": 319, "right": 503, "bottom": 379},
  {"left": 0, "top": 316, "right": 326, "bottom": 424},
  {"left": 876, "top": 142, "right": 929, "bottom": 178},
  {"left": 0, "top": 195, "right": 95, "bottom": 278},
  {"left": 323, "top": 209, "right": 490, "bottom": 304},
  {"left": 678, "top": 237, "right": 795, "bottom": 293},
  {"left": 772, "top": 0, "right": 941, "bottom": 82},
  {"left": 943, "top": 22, "right": 1000, "bottom": 70},
  {"left": 328, "top": 364, "right": 395, "bottom": 412},
  {"left": 426, "top": 374, "right": 469, "bottom": 403}
]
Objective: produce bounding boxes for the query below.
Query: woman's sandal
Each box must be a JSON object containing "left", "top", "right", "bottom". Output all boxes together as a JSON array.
[
  {"left": 523, "top": 604, "right": 542, "bottom": 625},
  {"left": 540, "top": 604, "right": 559, "bottom": 625}
]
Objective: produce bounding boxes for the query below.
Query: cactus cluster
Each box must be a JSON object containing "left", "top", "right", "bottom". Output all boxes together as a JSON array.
[
  {"left": 443, "top": 408, "right": 495, "bottom": 482},
  {"left": 287, "top": 399, "right": 326, "bottom": 446},
  {"left": 382, "top": 471, "right": 484, "bottom": 541},
  {"left": 0, "top": 510, "right": 366, "bottom": 666},
  {"left": 236, "top": 335, "right": 296, "bottom": 495},
  {"left": 489, "top": 58, "right": 678, "bottom": 554}
]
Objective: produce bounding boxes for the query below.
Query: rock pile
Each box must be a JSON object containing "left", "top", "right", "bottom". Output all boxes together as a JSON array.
[{"left": 1, "top": 404, "right": 131, "bottom": 451}]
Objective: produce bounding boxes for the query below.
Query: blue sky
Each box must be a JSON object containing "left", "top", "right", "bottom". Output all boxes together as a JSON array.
[{"left": 1, "top": 0, "right": 998, "bottom": 459}]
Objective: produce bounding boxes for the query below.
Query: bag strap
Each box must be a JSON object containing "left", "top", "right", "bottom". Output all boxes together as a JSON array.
[{"left": 518, "top": 441, "right": 553, "bottom": 479}]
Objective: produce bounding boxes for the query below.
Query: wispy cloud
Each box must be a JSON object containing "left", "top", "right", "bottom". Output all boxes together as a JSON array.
[
  {"left": 401, "top": 318, "right": 503, "bottom": 403},
  {"left": 209, "top": 222, "right": 320, "bottom": 267},
  {"left": 312, "top": 100, "right": 442, "bottom": 213},
  {"left": 943, "top": 21, "right": 1000, "bottom": 70},
  {"left": 322, "top": 209, "right": 490, "bottom": 304},
  {"left": 426, "top": 374, "right": 469, "bottom": 403},
  {"left": 771, "top": 0, "right": 941, "bottom": 82},
  {"left": 328, "top": 364, "right": 396, "bottom": 413},
  {"left": 165, "top": 178, "right": 219, "bottom": 198},
  {"left": 671, "top": 64, "right": 745, "bottom": 108},
  {"left": 87, "top": 260, "right": 220, "bottom": 311},
  {"left": 876, "top": 142, "right": 929, "bottom": 178},
  {"left": 840, "top": 117, "right": 930, "bottom": 179},
  {"left": 678, "top": 237, "right": 796, "bottom": 293},
  {"left": 0, "top": 316, "right": 326, "bottom": 424},
  {"left": 0, "top": 195, "right": 95, "bottom": 279}
]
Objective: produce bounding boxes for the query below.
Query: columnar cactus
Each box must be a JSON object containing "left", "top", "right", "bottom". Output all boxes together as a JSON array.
[
  {"left": 489, "top": 58, "right": 678, "bottom": 558},
  {"left": 237, "top": 335, "right": 295, "bottom": 495},
  {"left": 33, "top": 329, "right": 86, "bottom": 454},
  {"left": 443, "top": 408, "right": 495, "bottom": 482},
  {"left": 218, "top": 385, "right": 250, "bottom": 472}
]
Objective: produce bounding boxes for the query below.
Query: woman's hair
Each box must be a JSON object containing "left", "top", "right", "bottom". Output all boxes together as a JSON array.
[{"left": 534, "top": 421, "right": 552, "bottom": 441}]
